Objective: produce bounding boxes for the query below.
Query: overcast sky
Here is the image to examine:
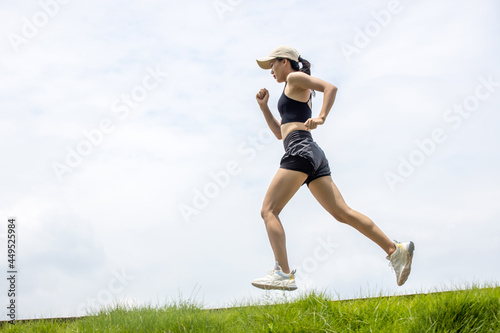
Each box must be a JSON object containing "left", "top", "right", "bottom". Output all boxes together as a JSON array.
[{"left": 1, "top": 0, "right": 499, "bottom": 320}]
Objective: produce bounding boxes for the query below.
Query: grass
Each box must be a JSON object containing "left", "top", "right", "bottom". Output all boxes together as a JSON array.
[{"left": 1, "top": 285, "right": 499, "bottom": 332}]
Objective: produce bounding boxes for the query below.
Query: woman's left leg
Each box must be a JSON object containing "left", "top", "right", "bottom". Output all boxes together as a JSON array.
[
  {"left": 251, "top": 167, "right": 307, "bottom": 291},
  {"left": 261, "top": 168, "right": 308, "bottom": 274},
  {"left": 308, "top": 175, "right": 396, "bottom": 256}
]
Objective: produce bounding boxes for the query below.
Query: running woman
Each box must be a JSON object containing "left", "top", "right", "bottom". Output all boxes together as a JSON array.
[{"left": 251, "top": 45, "right": 414, "bottom": 291}]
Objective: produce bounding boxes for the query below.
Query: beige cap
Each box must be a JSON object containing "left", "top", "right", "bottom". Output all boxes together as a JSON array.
[{"left": 256, "top": 45, "right": 300, "bottom": 70}]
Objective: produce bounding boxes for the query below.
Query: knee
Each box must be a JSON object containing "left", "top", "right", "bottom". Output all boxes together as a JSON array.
[
  {"left": 260, "top": 207, "right": 271, "bottom": 220},
  {"left": 332, "top": 208, "right": 355, "bottom": 225},
  {"left": 260, "top": 207, "right": 278, "bottom": 221}
]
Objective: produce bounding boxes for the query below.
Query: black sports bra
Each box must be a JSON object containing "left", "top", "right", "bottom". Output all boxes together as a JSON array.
[{"left": 277, "top": 83, "right": 312, "bottom": 125}]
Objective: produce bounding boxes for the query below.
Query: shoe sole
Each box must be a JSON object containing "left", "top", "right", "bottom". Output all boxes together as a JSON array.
[
  {"left": 398, "top": 241, "right": 415, "bottom": 286},
  {"left": 251, "top": 282, "right": 297, "bottom": 291}
]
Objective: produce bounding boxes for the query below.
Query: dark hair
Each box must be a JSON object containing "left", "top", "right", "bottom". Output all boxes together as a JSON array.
[
  {"left": 277, "top": 56, "right": 311, "bottom": 75},
  {"left": 277, "top": 56, "right": 315, "bottom": 96}
]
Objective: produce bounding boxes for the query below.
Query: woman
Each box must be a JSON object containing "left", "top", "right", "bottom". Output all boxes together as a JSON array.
[{"left": 251, "top": 45, "right": 414, "bottom": 291}]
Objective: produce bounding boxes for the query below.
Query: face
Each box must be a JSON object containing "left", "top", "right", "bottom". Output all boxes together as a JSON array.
[{"left": 270, "top": 59, "right": 287, "bottom": 83}]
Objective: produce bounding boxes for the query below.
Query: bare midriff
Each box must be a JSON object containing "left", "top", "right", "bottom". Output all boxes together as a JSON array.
[{"left": 281, "top": 122, "right": 308, "bottom": 140}]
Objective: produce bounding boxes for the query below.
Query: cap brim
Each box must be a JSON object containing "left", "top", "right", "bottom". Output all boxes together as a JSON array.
[{"left": 256, "top": 56, "right": 275, "bottom": 70}]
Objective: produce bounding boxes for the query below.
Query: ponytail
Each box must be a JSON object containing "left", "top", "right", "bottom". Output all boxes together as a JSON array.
[
  {"left": 278, "top": 56, "right": 316, "bottom": 96},
  {"left": 297, "top": 56, "right": 311, "bottom": 76},
  {"left": 293, "top": 56, "right": 315, "bottom": 96},
  {"left": 286, "top": 56, "right": 312, "bottom": 76}
]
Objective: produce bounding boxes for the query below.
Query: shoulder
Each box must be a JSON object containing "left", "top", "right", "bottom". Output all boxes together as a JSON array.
[
  {"left": 287, "top": 72, "right": 336, "bottom": 93},
  {"left": 286, "top": 72, "right": 315, "bottom": 91},
  {"left": 286, "top": 71, "right": 311, "bottom": 83}
]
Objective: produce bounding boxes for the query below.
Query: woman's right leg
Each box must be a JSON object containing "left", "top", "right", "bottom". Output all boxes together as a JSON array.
[
  {"left": 308, "top": 175, "right": 396, "bottom": 256},
  {"left": 308, "top": 175, "right": 414, "bottom": 286},
  {"left": 261, "top": 168, "right": 308, "bottom": 274}
]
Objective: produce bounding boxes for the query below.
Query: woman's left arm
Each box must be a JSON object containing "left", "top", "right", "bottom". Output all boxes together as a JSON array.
[{"left": 288, "top": 72, "right": 338, "bottom": 130}]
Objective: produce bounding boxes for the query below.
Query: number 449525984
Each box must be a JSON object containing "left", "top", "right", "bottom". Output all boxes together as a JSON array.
[{"left": 7, "top": 219, "right": 16, "bottom": 270}]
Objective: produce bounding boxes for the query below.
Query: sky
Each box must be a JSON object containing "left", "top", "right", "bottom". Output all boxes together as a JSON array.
[{"left": 0, "top": 0, "right": 499, "bottom": 320}]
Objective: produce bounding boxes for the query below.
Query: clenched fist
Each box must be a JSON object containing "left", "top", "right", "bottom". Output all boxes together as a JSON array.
[
  {"left": 304, "top": 117, "right": 325, "bottom": 131},
  {"left": 256, "top": 88, "right": 270, "bottom": 108}
]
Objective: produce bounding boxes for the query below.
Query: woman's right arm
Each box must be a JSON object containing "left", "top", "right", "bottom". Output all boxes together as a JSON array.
[{"left": 256, "top": 88, "right": 282, "bottom": 140}]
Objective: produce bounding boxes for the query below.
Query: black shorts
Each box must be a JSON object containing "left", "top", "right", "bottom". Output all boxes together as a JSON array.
[{"left": 280, "top": 130, "right": 331, "bottom": 186}]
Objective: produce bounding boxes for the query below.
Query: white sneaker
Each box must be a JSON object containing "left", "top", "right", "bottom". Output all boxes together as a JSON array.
[
  {"left": 387, "top": 241, "right": 415, "bottom": 286},
  {"left": 252, "top": 262, "right": 297, "bottom": 291}
]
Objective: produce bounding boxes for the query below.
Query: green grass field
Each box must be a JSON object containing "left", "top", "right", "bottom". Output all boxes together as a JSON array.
[{"left": 2, "top": 285, "right": 499, "bottom": 332}]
